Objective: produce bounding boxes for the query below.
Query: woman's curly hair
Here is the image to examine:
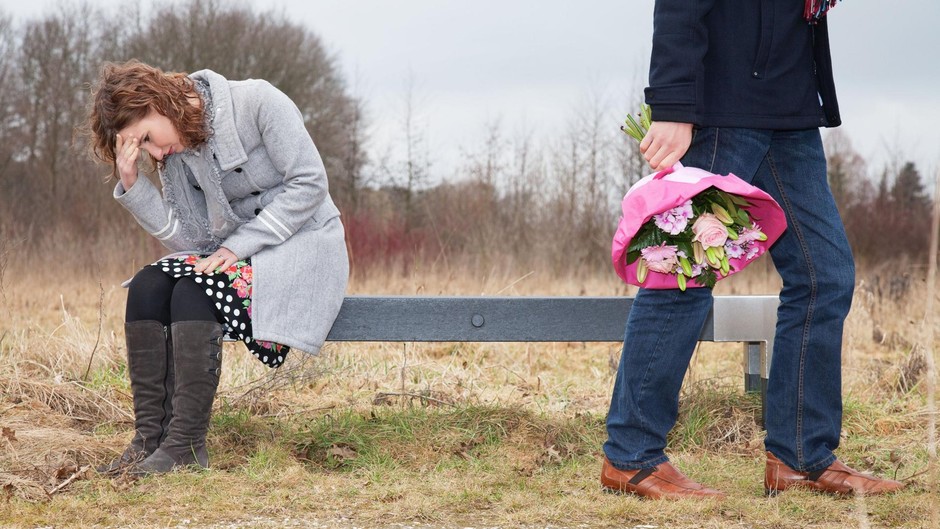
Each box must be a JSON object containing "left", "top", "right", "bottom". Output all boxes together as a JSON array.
[{"left": 88, "top": 60, "right": 208, "bottom": 176}]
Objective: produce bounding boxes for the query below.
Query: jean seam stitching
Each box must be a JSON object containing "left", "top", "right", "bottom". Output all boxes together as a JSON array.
[
  {"left": 708, "top": 128, "right": 720, "bottom": 172},
  {"left": 767, "top": 148, "right": 818, "bottom": 469}
]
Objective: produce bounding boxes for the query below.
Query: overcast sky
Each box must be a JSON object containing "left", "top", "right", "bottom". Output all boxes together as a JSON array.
[{"left": 6, "top": 0, "right": 939, "bottom": 187}]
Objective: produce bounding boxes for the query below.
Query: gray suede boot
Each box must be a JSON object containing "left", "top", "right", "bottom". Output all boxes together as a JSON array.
[
  {"left": 97, "top": 320, "right": 174, "bottom": 474},
  {"left": 129, "top": 321, "right": 223, "bottom": 475}
]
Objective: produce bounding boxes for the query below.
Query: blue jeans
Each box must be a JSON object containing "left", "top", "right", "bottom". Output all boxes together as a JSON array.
[{"left": 603, "top": 127, "right": 854, "bottom": 472}]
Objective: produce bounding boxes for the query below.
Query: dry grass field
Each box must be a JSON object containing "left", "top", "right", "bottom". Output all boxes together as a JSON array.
[{"left": 0, "top": 258, "right": 936, "bottom": 528}]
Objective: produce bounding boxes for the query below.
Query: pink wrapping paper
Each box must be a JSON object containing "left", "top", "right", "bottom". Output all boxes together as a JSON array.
[{"left": 611, "top": 163, "right": 787, "bottom": 289}]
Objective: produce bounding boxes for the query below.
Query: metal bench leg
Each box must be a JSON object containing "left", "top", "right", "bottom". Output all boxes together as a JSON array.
[{"left": 744, "top": 341, "right": 767, "bottom": 427}]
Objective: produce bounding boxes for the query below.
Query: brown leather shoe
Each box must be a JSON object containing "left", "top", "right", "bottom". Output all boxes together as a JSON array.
[
  {"left": 765, "top": 451, "right": 904, "bottom": 496},
  {"left": 600, "top": 457, "right": 726, "bottom": 500}
]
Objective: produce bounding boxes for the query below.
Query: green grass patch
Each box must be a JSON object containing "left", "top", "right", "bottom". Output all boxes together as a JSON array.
[
  {"left": 289, "top": 405, "right": 605, "bottom": 474},
  {"left": 82, "top": 363, "right": 130, "bottom": 392}
]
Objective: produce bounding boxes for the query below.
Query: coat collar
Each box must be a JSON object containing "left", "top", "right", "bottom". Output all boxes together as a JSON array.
[{"left": 189, "top": 69, "right": 249, "bottom": 171}]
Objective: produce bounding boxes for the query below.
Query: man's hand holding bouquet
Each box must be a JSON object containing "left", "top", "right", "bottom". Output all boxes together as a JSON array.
[{"left": 612, "top": 105, "right": 788, "bottom": 290}]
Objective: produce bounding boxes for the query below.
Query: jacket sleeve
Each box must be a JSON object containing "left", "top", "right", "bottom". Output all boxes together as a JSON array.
[
  {"left": 113, "top": 176, "right": 203, "bottom": 253},
  {"left": 644, "top": 0, "right": 716, "bottom": 124},
  {"left": 220, "top": 82, "right": 329, "bottom": 260}
]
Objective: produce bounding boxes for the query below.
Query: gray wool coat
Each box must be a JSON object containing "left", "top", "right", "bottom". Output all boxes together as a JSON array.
[{"left": 114, "top": 69, "right": 349, "bottom": 354}]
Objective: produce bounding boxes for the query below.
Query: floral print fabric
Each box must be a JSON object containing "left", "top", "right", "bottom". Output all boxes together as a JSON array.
[{"left": 152, "top": 255, "right": 289, "bottom": 368}]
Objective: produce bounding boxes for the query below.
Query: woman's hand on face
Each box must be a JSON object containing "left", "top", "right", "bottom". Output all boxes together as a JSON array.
[
  {"left": 194, "top": 246, "right": 239, "bottom": 275},
  {"left": 639, "top": 121, "right": 694, "bottom": 170},
  {"left": 115, "top": 133, "right": 140, "bottom": 189}
]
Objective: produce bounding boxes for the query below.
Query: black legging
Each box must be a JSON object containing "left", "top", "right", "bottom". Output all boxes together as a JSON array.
[{"left": 125, "top": 265, "right": 223, "bottom": 325}]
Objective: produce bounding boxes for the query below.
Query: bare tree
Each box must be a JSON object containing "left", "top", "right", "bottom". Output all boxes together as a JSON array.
[
  {"left": 335, "top": 72, "right": 370, "bottom": 213},
  {"left": 501, "top": 123, "right": 542, "bottom": 266},
  {"left": 574, "top": 89, "right": 615, "bottom": 269},
  {"left": 549, "top": 127, "right": 584, "bottom": 263},
  {"left": 453, "top": 117, "right": 507, "bottom": 268},
  {"left": 540, "top": 88, "right": 624, "bottom": 274},
  {"left": 17, "top": 3, "right": 99, "bottom": 202},
  {"left": 0, "top": 11, "right": 17, "bottom": 180},
  {"left": 393, "top": 71, "right": 432, "bottom": 231},
  {"left": 824, "top": 129, "right": 867, "bottom": 212}
]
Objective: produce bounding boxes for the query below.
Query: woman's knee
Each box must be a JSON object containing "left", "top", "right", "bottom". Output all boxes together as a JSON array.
[
  {"left": 170, "top": 277, "right": 222, "bottom": 323},
  {"left": 126, "top": 266, "right": 175, "bottom": 323}
]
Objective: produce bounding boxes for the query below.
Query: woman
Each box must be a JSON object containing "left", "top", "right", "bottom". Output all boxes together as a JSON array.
[{"left": 88, "top": 60, "right": 349, "bottom": 475}]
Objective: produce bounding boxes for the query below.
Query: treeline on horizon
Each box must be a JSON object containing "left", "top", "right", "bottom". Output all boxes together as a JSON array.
[{"left": 0, "top": 0, "right": 935, "bottom": 283}]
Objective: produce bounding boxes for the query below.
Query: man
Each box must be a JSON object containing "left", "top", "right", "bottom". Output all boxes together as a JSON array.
[{"left": 601, "top": 0, "right": 904, "bottom": 499}]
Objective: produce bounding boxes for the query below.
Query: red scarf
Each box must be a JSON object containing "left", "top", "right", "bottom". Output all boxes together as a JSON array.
[{"left": 804, "top": 0, "right": 840, "bottom": 23}]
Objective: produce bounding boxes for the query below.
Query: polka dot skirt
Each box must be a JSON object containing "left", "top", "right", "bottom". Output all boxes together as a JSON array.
[{"left": 152, "top": 255, "right": 289, "bottom": 368}]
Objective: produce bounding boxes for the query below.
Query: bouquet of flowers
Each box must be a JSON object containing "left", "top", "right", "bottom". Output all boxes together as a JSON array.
[{"left": 611, "top": 106, "right": 787, "bottom": 290}]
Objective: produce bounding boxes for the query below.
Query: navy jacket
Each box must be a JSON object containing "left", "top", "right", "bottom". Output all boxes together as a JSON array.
[{"left": 644, "top": 0, "right": 840, "bottom": 129}]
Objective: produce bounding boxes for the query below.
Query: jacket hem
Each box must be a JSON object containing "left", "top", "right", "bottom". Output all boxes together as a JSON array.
[
  {"left": 251, "top": 329, "right": 323, "bottom": 357},
  {"left": 697, "top": 114, "right": 834, "bottom": 130}
]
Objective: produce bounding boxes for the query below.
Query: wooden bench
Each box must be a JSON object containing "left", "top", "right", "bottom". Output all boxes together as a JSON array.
[{"left": 326, "top": 295, "right": 778, "bottom": 421}]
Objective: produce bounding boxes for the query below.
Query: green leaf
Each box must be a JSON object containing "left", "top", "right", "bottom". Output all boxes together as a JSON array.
[
  {"left": 719, "top": 192, "right": 741, "bottom": 220},
  {"left": 626, "top": 225, "right": 667, "bottom": 255},
  {"left": 697, "top": 267, "right": 718, "bottom": 289},
  {"left": 626, "top": 249, "right": 640, "bottom": 265}
]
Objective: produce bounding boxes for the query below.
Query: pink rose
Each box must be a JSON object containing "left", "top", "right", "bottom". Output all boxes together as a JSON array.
[
  {"left": 640, "top": 242, "right": 679, "bottom": 274},
  {"left": 240, "top": 265, "right": 253, "bottom": 283},
  {"left": 692, "top": 213, "right": 729, "bottom": 249},
  {"left": 233, "top": 277, "right": 250, "bottom": 298}
]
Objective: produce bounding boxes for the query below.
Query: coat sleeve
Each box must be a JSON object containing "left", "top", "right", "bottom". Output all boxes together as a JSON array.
[
  {"left": 113, "top": 176, "right": 203, "bottom": 253},
  {"left": 644, "top": 0, "right": 716, "bottom": 124},
  {"left": 220, "top": 82, "right": 329, "bottom": 260}
]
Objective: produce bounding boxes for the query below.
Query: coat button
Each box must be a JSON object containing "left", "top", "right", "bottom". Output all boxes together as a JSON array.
[
  {"left": 254, "top": 208, "right": 262, "bottom": 215},
  {"left": 234, "top": 167, "right": 243, "bottom": 173}
]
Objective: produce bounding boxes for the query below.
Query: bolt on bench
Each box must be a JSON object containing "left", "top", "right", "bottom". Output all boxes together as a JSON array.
[{"left": 326, "top": 295, "right": 778, "bottom": 420}]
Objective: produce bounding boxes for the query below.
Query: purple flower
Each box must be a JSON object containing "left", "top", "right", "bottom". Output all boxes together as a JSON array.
[
  {"left": 641, "top": 242, "right": 680, "bottom": 273},
  {"left": 724, "top": 240, "right": 746, "bottom": 259},
  {"left": 653, "top": 200, "right": 694, "bottom": 235},
  {"left": 724, "top": 223, "right": 766, "bottom": 261}
]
